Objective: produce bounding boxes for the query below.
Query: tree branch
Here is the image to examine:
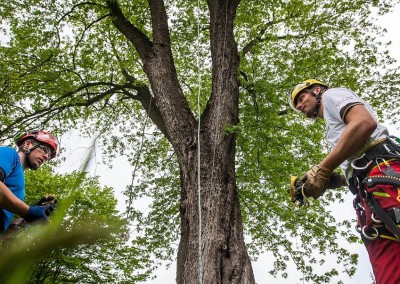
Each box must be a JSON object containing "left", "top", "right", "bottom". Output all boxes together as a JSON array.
[
  {"left": 202, "top": 0, "right": 241, "bottom": 130},
  {"left": 57, "top": 2, "right": 107, "bottom": 24},
  {"left": 106, "top": 0, "right": 153, "bottom": 61},
  {"left": 72, "top": 14, "right": 111, "bottom": 69},
  {"left": 148, "top": 0, "right": 171, "bottom": 46},
  {"left": 123, "top": 81, "right": 170, "bottom": 140},
  {"left": 0, "top": 84, "right": 122, "bottom": 137},
  {"left": 240, "top": 12, "right": 305, "bottom": 57}
]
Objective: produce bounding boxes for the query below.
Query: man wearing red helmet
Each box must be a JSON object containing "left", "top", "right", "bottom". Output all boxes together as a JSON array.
[
  {"left": 0, "top": 130, "right": 59, "bottom": 234},
  {"left": 289, "top": 79, "right": 400, "bottom": 284}
]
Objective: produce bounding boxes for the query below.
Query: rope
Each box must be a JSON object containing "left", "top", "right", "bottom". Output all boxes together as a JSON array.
[
  {"left": 196, "top": 1, "right": 230, "bottom": 282},
  {"left": 196, "top": 1, "right": 203, "bottom": 283},
  {"left": 300, "top": 184, "right": 310, "bottom": 208}
]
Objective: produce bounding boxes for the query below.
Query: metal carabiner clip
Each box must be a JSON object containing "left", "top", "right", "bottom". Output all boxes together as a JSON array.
[
  {"left": 383, "top": 143, "right": 392, "bottom": 153},
  {"left": 375, "top": 158, "right": 389, "bottom": 173},
  {"left": 387, "top": 136, "right": 400, "bottom": 155},
  {"left": 361, "top": 225, "right": 379, "bottom": 240},
  {"left": 351, "top": 154, "right": 372, "bottom": 171},
  {"left": 371, "top": 213, "right": 382, "bottom": 224}
]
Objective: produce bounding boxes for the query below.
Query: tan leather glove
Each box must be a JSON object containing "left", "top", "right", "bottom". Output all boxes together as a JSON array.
[{"left": 301, "top": 165, "right": 332, "bottom": 199}]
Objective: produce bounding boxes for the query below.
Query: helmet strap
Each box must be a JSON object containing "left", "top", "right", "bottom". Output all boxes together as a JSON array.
[
  {"left": 313, "top": 95, "right": 321, "bottom": 118},
  {"left": 23, "top": 144, "right": 41, "bottom": 169},
  {"left": 309, "top": 87, "right": 325, "bottom": 118}
]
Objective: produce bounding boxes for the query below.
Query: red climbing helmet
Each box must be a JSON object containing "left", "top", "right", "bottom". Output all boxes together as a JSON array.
[{"left": 15, "top": 130, "right": 59, "bottom": 159}]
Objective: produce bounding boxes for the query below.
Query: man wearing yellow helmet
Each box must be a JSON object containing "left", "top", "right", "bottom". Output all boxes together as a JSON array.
[
  {"left": 0, "top": 130, "right": 59, "bottom": 236},
  {"left": 289, "top": 79, "right": 400, "bottom": 284},
  {"left": 289, "top": 79, "right": 329, "bottom": 118}
]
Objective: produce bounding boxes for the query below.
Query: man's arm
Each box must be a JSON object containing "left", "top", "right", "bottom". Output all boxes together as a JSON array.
[
  {"left": 320, "top": 104, "right": 377, "bottom": 171},
  {"left": 0, "top": 181, "right": 29, "bottom": 216}
]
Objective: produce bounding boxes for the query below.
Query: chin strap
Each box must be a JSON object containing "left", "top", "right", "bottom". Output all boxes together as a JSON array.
[
  {"left": 23, "top": 144, "right": 41, "bottom": 169},
  {"left": 310, "top": 88, "right": 326, "bottom": 118},
  {"left": 313, "top": 95, "right": 321, "bottom": 118}
]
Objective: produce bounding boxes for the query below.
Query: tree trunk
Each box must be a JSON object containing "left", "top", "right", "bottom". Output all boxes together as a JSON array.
[
  {"left": 175, "top": 1, "right": 255, "bottom": 283},
  {"left": 176, "top": 132, "right": 255, "bottom": 284},
  {"left": 108, "top": 0, "right": 254, "bottom": 282}
]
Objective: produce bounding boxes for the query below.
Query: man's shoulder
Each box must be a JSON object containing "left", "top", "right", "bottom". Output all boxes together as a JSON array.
[
  {"left": 323, "top": 87, "right": 362, "bottom": 106},
  {"left": 0, "top": 147, "right": 19, "bottom": 160},
  {"left": 0, "top": 147, "right": 22, "bottom": 178},
  {"left": 325, "top": 87, "right": 358, "bottom": 97}
]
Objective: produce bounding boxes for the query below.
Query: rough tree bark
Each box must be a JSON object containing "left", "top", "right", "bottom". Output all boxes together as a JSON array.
[{"left": 107, "top": 0, "right": 254, "bottom": 283}]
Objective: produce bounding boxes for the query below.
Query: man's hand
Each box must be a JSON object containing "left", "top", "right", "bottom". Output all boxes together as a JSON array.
[
  {"left": 23, "top": 203, "right": 56, "bottom": 223},
  {"left": 327, "top": 172, "right": 347, "bottom": 189},
  {"left": 301, "top": 165, "right": 332, "bottom": 199},
  {"left": 34, "top": 195, "right": 58, "bottom": 206},
  {"left": 289, "top": 176, "right": 305, "bottom": 204}
]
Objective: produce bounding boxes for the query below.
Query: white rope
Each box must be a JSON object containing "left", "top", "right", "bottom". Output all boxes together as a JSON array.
[{"left": 196, "top": 2, "right": 203, "bottom": 284}]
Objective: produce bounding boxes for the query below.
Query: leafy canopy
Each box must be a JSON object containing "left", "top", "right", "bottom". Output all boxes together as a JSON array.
[{"left": 1, "top": 0, "right": 400, "bottom": 282}]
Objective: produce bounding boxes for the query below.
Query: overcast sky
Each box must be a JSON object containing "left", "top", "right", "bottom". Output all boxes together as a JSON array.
[{"left": 56, "top": 4, "right": 400, "bottom": 284}]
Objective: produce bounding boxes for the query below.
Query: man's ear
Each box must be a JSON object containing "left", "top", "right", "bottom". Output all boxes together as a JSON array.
[{"left": 22, "top": 139, "right": 33, "bottom": 150}]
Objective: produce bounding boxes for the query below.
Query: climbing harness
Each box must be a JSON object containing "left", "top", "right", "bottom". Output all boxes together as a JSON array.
[
  {"left": 350, "top": 136, "right": 400, "bottom": 244},
  {"left": 350, "top": 136, "right": 400, "bottom": 178}
]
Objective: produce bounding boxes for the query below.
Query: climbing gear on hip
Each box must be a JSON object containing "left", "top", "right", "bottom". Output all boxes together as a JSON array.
[
  {"left": 350, "top": 136, "right": 400, "bottom": 244},
  {"left": 351, "top": 136, "right": 400, "bottom": 179}
]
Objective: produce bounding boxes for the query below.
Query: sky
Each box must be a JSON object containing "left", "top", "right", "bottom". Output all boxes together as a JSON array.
[{"left": 56, "top": 4, "right": 400, "bottom": 284}]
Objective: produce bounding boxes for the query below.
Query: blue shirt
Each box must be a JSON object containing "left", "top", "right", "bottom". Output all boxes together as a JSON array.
[{"left": 0, "top": 147, "right": 25, "bottom": 233}]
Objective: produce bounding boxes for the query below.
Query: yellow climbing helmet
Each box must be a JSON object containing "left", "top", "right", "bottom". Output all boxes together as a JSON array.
[{"left": 289, "top": 79, "right": 329, "bottom": 111}]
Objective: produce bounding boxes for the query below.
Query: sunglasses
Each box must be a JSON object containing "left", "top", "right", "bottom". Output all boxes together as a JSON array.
[{"left": 36, "top": 144, "right": 54, "bottom": 160}]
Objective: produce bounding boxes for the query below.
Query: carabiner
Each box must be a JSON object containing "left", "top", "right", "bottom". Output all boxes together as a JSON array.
[
  {"left": 361, "top": 226, "right": 379, "bottom": 240},
  {"left": 351, "top": 154, "right": 372, "bottom": 171},
  {"left": 359, "top": 186, "right": 367, "bottom": 199},
  {"left": 383, "top": 143, "right": 391, "bottom": 153},
  {"left": 375, "top": 158, "right": 389, "bottom": 173},
  {"left": 388, "top": 137, "right": 400, "bottom": 155},
  {"left": 299, "top": 184, "right": 310, "bottom": 207},
  {"left": 371, "top": 213, "right": 382, "bottom": 224}
]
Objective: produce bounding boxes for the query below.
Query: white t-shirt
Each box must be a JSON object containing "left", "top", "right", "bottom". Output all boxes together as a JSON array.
[{"left": 322, "top": 87, "right": 389, "bottom": 180}]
